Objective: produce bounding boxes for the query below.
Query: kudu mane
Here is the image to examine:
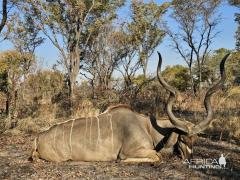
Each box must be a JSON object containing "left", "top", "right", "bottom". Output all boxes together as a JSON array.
[{"left": 103, "top": 104, "right": 133, "bottom": 113}]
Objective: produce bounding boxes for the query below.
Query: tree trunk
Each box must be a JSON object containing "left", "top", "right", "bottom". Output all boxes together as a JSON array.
[
  {"left": 0, "top": 0, "right": 7, "bottom": 34},
  {"left": 5, "top": 95, "right": 9, "bottom": 116},
  {"left": 6, "top": 90, "right": 17, "bottom": 128},
  {"left": 142, "top": 59, "right": 148, "bottom": 78},
  {"left": 67, "top": 46, "right": 81, "bottom": 116},
  {"left": 5, "top": 71, "right": 17, "bottom": 126},
  {"left": 68, "top": 75, "right": 74, "bottom": 116},
  {"left": 189, "top": 66, "right": 196, "bottom": 96},
  {"left": 199, "top": 63, "right": 203, "bottom": 92},
  {"left": 196, "top": 58, "right": 202, "bottom": 93},
  {"left": 90, "top": 79, "right": 95, "bottom": 99}
]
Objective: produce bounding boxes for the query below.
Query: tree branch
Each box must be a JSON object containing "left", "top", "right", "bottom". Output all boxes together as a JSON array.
[{"left": 0, "top": 0, "right": 7, "bottom": 33}]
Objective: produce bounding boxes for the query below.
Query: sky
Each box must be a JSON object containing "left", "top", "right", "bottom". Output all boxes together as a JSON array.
[
  {"left": 0, "top": 0, "right": 238, "bottom": 75},
  {"left": 147, "top": 0, "right": 239, "bottom": 74}
]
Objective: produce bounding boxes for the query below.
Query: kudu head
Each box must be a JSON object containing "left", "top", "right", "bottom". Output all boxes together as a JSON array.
[{"left": 157, "top": 52, "right": 230, "bottom": 159}]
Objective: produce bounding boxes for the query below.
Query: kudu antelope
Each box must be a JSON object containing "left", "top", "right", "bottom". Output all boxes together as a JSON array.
[{"left": 29, "top": 52, "right": 230, "bottom": 162}]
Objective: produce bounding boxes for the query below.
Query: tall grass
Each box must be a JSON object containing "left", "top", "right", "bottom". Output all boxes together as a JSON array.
[{"left": 0, "top": 86, "right": 239, "bottom": 141}]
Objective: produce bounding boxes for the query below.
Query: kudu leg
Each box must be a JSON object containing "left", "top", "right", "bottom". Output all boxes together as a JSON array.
[{"left": 121, "top": 149, "right": 161, "bottom": 163}]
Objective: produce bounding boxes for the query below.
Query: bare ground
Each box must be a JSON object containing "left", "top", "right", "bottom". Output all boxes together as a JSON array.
[{"left": 0, "top": 134, "right": 239, "bottom": 180}]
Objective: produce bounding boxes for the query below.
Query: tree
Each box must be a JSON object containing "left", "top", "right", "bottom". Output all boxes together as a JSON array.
[
  {"left": 14, "top": 69, "right": 65, "bottom": 119},
  {"left": 81, "top": 25, "right": 127, "bottom": 96},
  {"left": 115, "top": 27, "right": 140, "bottom": 90},
  {"left": 162, "top": 65, "right": 191, "bottom": 91},
  {"left": 0, "top": 50, "right": 34, "bottom": 126},
  {"left": 22, "top": 0, "right": 124, "bottom": 107},
  {"left": 24, "top": 70, "right": 64, "bottom": 100},
  {"left": 229, "top": 0, "right": 240, "bottom": 51},
  {"left": 167, "top": 0, "right": 221, "bottom": 94},
  {"left": 110, "top": 26, "right": 152, "bottom": 103},
  {"left": 204, "top": 48, "right": 240, "bottom": 85},
  {"left": 7, "top": 13, "right": 44, "bottom": 53},
  {"left": 128, "top": 0, "right": 168, "bottom": 77},
  {"left": 0, "top": 0, "right": 19, "bottom": 38}
]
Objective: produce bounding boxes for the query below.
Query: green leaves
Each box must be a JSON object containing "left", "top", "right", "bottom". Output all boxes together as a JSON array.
[
  {"left": 162, "top": 65, "right": 191, "bottom": 91},
  {"left": 128, "top": 1, "right": 168, "bottom": 76},
  {"left": 229, "top": 0, "right": 240, "bottom": 50},
  {"left": 201, "top": 49, "right": 240, "bottom": 84},
  {"left": 0, "top": 51, "right": 34, "bottom": 74},
  {"left": 7, "top": 14, "right": 44, "bottom": 53},
  {"left": 0, "top": 50, "right": 35, "bottom": 113},
  {"left": 26, "top": 70, "right": 64, "bottom": 97}
]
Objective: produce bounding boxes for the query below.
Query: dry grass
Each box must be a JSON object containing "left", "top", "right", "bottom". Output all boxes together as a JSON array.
[
  {"left": 0, "top": 87, "right": 239, "bottom": 140},
  {"left": 212, "top": 87, "right": 240, "bottom": 140},
  {"left": 2, "top": 116, "right": 56, "bottom": 135},
  {"left": 74, "top": 99, "right": 100, "bottom": 118},
  {"left": 175, "top": 87, "right": 240, "bottom": 141},
  {"left": 1, "top": 98, "right": 100, "bottom": 135}
]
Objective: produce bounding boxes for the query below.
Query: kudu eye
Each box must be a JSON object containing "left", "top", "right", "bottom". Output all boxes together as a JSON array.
[{"left": 179, "top": 136, "right": 187, "bottom": 143}]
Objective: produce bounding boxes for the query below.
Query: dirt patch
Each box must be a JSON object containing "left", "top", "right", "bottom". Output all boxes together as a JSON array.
[{"left": 0, "top": 135, "right": 239, "bottom": 179}]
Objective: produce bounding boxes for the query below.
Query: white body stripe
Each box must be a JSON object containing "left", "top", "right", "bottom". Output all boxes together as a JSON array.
[
  {"left": 108, "top": 113, "right": 114, "bottom": 152},
  {"left": 96, "top": 116, "right": 101, "bottom": 145},
  {"left": 89, "top": 117, "right": 92, "bottom": 144},
  {"left": 53, "top": 125, "right": 58, "bottom": 151},
  {"left": 84, "top": 117, "right": 88, "bottom": 147},
  {"left": 69, "top": 119, "right": 75, "bottom": 156}
]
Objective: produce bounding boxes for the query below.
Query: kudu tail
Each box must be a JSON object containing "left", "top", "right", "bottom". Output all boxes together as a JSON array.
[{"left": 28, "top": 137, "right": 39, "bottom": 162}]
